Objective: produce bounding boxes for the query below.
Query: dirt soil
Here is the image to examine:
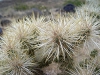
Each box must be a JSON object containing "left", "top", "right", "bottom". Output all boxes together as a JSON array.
[
  {"left": 0, "top": 0, "right": 64, "bottom": 8},
  {"left": 0, "top": 0, "right": 65, "bottom": 17}
]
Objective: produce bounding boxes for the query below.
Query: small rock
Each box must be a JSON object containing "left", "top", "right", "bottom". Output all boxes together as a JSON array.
[
  {"left": 63, "top": 4, "right": 75, "bottom": 13},
  {"left": 25, "top": 8, "right": 42, "bottom": 18},
  {"left": 0, "top": 28, "right": 3, "bottom": 35},
  {"left": 0, "top": 15, "right": 3, "bottom": 19},
  {"left": 31, "top": 8, "right": 42, "bottom": 17},
  {"left": 26, "top": 11, "right": 32, "bottom": 17},
  {"left": 1, "top": 19, "right": 11, "bottom": 27}
]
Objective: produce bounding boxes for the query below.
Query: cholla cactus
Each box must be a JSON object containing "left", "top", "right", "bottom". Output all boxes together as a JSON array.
[
  {"left": 0, "top": 36, "right": 36, "bottom": 75},
  {"left": 0, "top": 49, "right": 37, "bottom": 75},
  {"left": 6, "top": 16, "right": 38, "bottom": 41},
  {"left": 67, "top": 57, "right": 100, "bottom": 75},
  {"left": 35, "top": 15, "right": 79, "bottom": 61},
  {"left": 67, "top": 64, "right": 97, "bottom": 75},
  {"left": 77, "top": 0, "right": 100, "bottom": 16},
  {"left": 0, "top": 15, "right": 40, "bottom": 75},
  {"left": 70, "top": 9, "right": 100, "bottom": 55}
]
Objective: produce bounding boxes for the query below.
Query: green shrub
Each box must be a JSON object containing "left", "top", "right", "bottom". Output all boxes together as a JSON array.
[
  {"left": 31, "top": 5, "right": 47, "bottom": 10},
  {"left": 14, "top": 4, "right": 29, "bottom": 11},
  {"left": 63, "top": 0, "right": 85, "bottom": 6}
]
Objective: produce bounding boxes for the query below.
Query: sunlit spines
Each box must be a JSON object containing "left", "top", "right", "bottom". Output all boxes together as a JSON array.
[
  {"left": 35, "top": 14, "right": 78, "bottom": 61},
  {"left": 67, "top": 57, "right": 99, "bottom": 75},
  {"left": 77, "top": 0, "right": 100, "bottom": 16},
  {"left": 70, "top": 9, "right": 100, "bottom": 55},
  {"left": 0, "top": 49, "right": 37, "bottom": 75}
]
